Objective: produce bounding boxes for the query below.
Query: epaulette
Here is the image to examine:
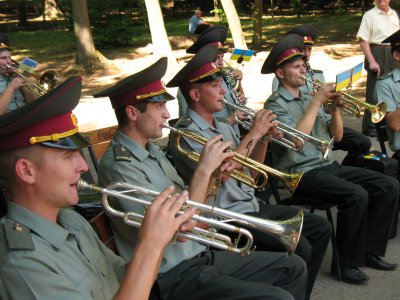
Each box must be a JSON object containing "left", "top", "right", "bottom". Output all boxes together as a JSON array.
[
  {"left": 312, "top": 69, "right": 323, "bottom": 73},
  {"left": 175, "top": 116, "right": 193, "bottom": 129},
  {"left": 4, "top": 220, "right": 34, "bottom": 250},
  {"left": 267, "top": 91, "right": 281, "bottom": 102},
  {"left": 113, "top": 144, "right": 132, "bottom": 162},
  {"left": 378, "top": 72, "right": 392, "bottom": 80}
]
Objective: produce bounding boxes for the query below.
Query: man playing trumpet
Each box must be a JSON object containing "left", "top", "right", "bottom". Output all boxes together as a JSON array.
[
  {"left": 95, "top": 57, "right": 307, "bottom": 300},
  {"left": 0, "top": 34, "right": 37, "bottom": 115},
  {"left": 263, "top": 33, "right": 399, "bottom": 284},
  {"left": 0, "top": 76, "right": 197, "bottom": 300},
  {"left": 167, "top": 44, "right": 331, "bottom": 300}
]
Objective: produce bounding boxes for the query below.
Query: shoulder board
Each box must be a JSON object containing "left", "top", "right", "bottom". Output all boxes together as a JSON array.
[
  {"left": 175, "top": 116, "right": 193, "bottom": 129},
  {"left": 378, "top": 73, "right": 392, "bottom": 80},
  {"left": 312, "top": 69, "right": 323, "bottom": 73},
  {"left": 4, "top": 220, "right": 34, "bottom": 250},
  {"left": 267, "top": 91, "right": 281, "bottom": 102},
  {"left": 113, "top": 144, "right": 132, "bottom": 162}
]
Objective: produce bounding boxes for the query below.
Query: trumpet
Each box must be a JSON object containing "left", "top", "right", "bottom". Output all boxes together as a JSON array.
[
  {"left": 5, "top": 61, "right": 58, "bottom": 96},
  {"left": 77, "top": 179, "right": 304, "bottom": 256},
  {"left": 224, "top": 100, "right": 334, "bottom": 159},
  {"left": 302, "top": 76, "right": 387, "bottom": 123},
  {"left": 165, "top": 123, "right": 303, "bottom": 193}
]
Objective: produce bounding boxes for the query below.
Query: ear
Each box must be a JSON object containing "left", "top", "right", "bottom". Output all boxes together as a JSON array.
[
  {"left": 393, "top": 50, "right": 400, "bottom": 61},
  {"left": 14, "top": 158, "right": 36, "bottom": 184},
  {"left": 276, "top": 68, "right": 284, "bottom": 80},
  {"left": 189, "top": 88, "right": 200, "bottom": 103},
  {"left": 126, "top": 105, "right": 139, "bottom": 121}
]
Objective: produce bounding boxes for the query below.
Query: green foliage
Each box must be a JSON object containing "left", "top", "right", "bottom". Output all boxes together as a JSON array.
[{"left": 92, "top": 20, "right": 134, "bottom": 48}]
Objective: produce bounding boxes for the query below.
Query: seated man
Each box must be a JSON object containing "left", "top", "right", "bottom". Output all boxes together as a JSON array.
[
  {"left": 189, "top": 9, "right": 206, "bottom": 35},
  {"left": 271, "top": 24, "right": 371, "bottom": 166},
  {"left": 167, "top": 44, "right": 331, "bottom": 300},
  {"left": 95, "top": 57, "right": 307, "bottom": 300},
  {"left": 178, "top": 25, "right": 246, "bottom": 138},
  {"left": 0, "top": 34, "right": 37, "bottom": 115},
  {"left": 263, "top": 33, "right": 399, "bottom": 284},
  {"left": 0, "top": 76, "right": 196, "bottom": 300},
  {"left": 376, "top": 29, "right": 400, "bottom": 166}
]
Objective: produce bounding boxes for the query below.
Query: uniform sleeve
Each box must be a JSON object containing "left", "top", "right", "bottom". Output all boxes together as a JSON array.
[
  {"left": 375, "top": 80, "right": 397, "bottom": 112},
  {"left": 356, "top": 12, "right": 372, "bottom": 41},
  {"left": 265, "top": 98, "right": 298, "bottom": 129},
  {"left": 1, "top": 254, "right": 96, "bottom": 300}
]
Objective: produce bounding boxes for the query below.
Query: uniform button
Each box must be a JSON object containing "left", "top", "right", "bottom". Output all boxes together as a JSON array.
[{"left": 90, "top": 289, "right": 95, "bottom": 297}]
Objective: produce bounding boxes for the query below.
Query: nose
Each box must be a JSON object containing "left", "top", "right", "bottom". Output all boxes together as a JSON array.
[{"left": 77, "top": 152, "right": 89, "bottom": 173}]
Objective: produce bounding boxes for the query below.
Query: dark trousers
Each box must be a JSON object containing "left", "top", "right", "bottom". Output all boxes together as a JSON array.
[
  {"left": 246, "top": 205, "right": 331, "bottom": 300},
  {"left": 157, "top": 250, "right": 307, "bottom": 300},
  {"left": 332, "top": 127, "right": 371, "bottom": 166},
  {"left": 293, "top": 162, "right": 398, "bottom": 266},
  {"left": 362, "top": 46, "right": 395, "bottom": 133}
]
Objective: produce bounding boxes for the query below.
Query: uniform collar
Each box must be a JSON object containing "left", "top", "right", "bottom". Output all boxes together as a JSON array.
[
  {"left": 392, "top": 67, "right": 400, "bottom": 82},
  {"left": 187, "top": 108, "right": 221, "bottom": 132},
  {"left": 277, "top": 85, "right": 305, "bottom": 101},
  {"left": 114, "top": 130, "right": 159, "bottom": 162},
  {"left": 7, "top": 201, "right": 78, "bottom": 250}
]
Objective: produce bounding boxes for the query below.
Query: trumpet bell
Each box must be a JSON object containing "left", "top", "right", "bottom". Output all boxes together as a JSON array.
[
  {"left": 371, "top": 101, "right": 387, "bottom": 124},
  {"left": 38, "top": 70, "right": 58, "bottom": 92}
]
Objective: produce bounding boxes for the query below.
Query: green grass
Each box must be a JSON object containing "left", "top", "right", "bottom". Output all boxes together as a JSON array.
[{"left": 7, "top": 13, "right": 363, "bottom": 67}]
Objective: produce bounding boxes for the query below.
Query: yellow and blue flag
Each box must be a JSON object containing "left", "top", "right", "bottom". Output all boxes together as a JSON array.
[
  {"left": 351, "top": 62, "right": 363, "bottom": 83},
  {"left": 335, "top": 62, "right": 364, "bottom": 91},
  {"left": 230, "top": 48, "right": 254, "bottom": 62},
  {"left": 335, "top": 69, "right": 351, "bottom": 91}
]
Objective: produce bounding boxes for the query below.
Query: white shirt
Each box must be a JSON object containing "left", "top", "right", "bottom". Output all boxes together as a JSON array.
[{"left": 356, "top": 6, "right": 399, "bottom": 44}]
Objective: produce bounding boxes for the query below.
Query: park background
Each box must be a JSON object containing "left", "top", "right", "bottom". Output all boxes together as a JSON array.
[{"left": 2, "top": 1, "right": 400, "bottom": 299}]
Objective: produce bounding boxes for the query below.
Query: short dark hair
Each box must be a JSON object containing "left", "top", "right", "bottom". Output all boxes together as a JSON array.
[
  {"left": 114, "top": 100, "right": 150, "bottom": 129},
  {"left": 181, "top": 83, "right": 201, "bottom": 108},
  {"left": 0, "top": 146, "right": 43, "bottom": 194}
]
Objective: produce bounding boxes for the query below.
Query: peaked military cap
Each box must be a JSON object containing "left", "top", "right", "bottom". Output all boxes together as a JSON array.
[
  {"left": 261, "top": 33, "right": 306, "bottom": 74},
  {"left": 93, "top": 57, "right": 174, "bottom": 109},
  {"left": 193, "top": 23, "right": 212, "bottom": 35},
  {"left": 167, "top": 44, "right": 221, "bottom": 87},
  {"left": 382, "top": 29, "right": 400, "bottom": 51},
  {"left": 0, "top": 76, "right": 88, "bottom": 151},
  {"left": 186, "top": 25, "right": 228, "bottom": 54},
  {"left": 0, "top": 33, "right": 10, "bottom": 52},
  {"left": 287, "top": 25, "right": 317, "bottom": 46}
]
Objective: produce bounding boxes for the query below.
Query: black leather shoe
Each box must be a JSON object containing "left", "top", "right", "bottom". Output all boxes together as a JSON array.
[
  {"left": 340, "top": 265, "right": 369, "bottom": 284},
  {"left": 366, "top": 254, "right": 397, "bottom": 271}
]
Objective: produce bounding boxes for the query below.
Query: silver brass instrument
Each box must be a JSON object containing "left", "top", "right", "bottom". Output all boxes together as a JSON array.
[
  {"left": 303, "top": 76, "right": 387, "bottom": 123},
  {"left": 78, "top": 179, "right": 304, "bottom": 256},
  {"left": 5, "top": 61, "right": 58, "bottom": 96},
  {"left": 223, "top": 100, "right": 334, "bottom": 159},
  {"left": 165, "top": 123, "right": 303, "bottom": 193}
]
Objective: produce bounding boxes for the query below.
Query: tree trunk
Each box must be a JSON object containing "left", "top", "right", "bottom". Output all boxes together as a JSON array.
[
  {"left": 214, "top": 0, "right": 219, "bottom": 19},
  {"left": 270, "top": 0, "right": 274, "bottom": 22},
  {"left": 252, "top": 0, "right": 263, "bottom": 49},
  {"left": 220, "top": 0, "right": 247, "bottom": 49},
  {"left": 44, "top": 0, "right": 62, "bottom": 21},
  {"left": 71, "top": 0, "right": 99, "bottom": 73},
  {"left": 17, "top": 0, "right": 28, "bottom": 27},
  {"left": 143, "top": 0, "right": 173, "bottom": 57}
]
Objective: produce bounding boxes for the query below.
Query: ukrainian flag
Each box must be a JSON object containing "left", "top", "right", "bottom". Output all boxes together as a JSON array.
[
  {"left": 335, "top": 69, "right": 351, "bottom": 91},
  {"left": 351, "top": 62, "right": 363, "bottom": 83},
  {"left": 230, "top": 48, "right": 254, "bottom": 62}
]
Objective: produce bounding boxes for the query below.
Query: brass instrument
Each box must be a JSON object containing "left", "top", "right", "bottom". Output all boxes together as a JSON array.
[
  {"left": 303, "top": 76, "right": 387, "bottom": 123},
  {"left": 78, "top": 179, "right": 304, "bottom": 256},
  {"left": 224, "top": 100, "right": 334, "bottom": 159},
  {"left": 5, "top": 61, "right": 58, "bottom": 96},
  {"left": 165, "top": 123, "right": 303, "bottom": 193}
]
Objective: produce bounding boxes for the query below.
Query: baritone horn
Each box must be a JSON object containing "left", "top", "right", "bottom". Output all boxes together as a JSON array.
[
  {"left": 223, "top": 100, "right": 334, "bottom": 159},
  {"left": 165, "top": 124, "right": 303, "bottom": 193},
  {"left": 302, "top": 76, "right": 387, "bottom": 123},
  {"left": 5, "top": 61, "right": 58, "bottom": 96},
  {"left": 77, "top": 179, "right": 304, "bottom": 256}
]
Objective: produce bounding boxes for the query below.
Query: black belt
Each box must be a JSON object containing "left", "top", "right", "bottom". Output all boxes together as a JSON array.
[{"left": 370, "top": 44, "right": 391, "bottom": 48}]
